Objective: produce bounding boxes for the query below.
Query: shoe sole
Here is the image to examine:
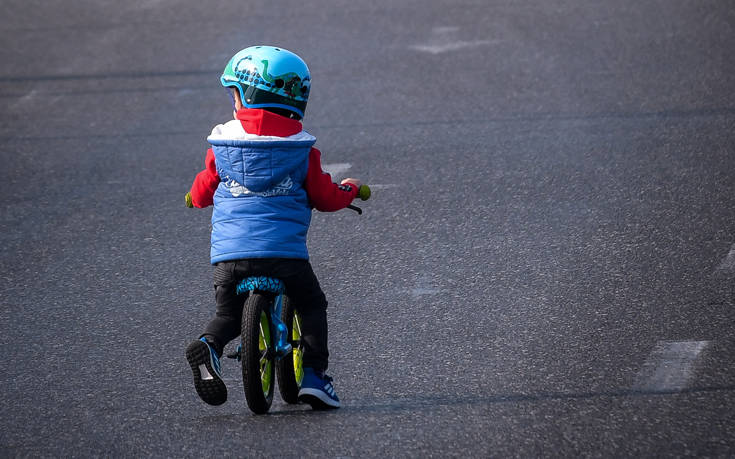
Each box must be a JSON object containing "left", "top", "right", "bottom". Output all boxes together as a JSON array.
[
  {"left": 298, "top": 389, "right": 340, "bottom": 410},
  {"left": 186, "top": 340, "right": 227, "bottom": 406}
]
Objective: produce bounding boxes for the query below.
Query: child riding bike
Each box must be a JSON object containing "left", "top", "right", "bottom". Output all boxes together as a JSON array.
[{"left": 185, "top": 45, "right": 363, "bottom": 410}]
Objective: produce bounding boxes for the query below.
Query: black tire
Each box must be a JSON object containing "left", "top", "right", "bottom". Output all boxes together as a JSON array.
[
  {"left": 276, "top": 295, "right": 304, "bottom": 404},
  {"left": 241, "top": 292, "right": 275, "bottom": 414}
]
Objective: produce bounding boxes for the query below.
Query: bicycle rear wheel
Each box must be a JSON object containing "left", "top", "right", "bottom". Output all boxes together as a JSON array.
[
  {"left": 241, "top": 292, "right": 275, "bottom": 414},
  {"left": 276, "top": 295, "right": 304, "bottom": 404}
]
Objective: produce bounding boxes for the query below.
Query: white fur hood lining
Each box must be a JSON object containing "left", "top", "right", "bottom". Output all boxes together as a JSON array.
[{"left": 207, "top": 119, "right": 315, "bottom": 143}]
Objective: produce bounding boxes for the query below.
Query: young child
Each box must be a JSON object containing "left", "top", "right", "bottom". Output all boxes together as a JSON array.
[{"left": 185, "top": 45, "right": 362, "bottom": 410}]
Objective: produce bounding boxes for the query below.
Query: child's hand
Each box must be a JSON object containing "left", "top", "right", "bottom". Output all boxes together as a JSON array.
[{"left": 340, "top": 178, "right": 362, "bottom": 190}]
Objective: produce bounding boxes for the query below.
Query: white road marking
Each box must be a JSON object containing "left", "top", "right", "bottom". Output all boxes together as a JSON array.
[
  {"left": 321, "top": 163, "right": 397, "bottom": 191},
  {"left": 715, "top": 243, "right": 735, "bottom": 272},
  {"left": 409, "top": 26, "right": 499, "bottom": 54},
  {"left": 410, "top": 40, "right": 500, "bottom": 54},
  {"left": 408, "top": 274, "right": 440, "bottom": 298},
  {"left": 321, "top": 164, "right": 396, "bottom": 190},
  {"left": 367, "top": 184, "right": 398, "bottom": 190},
  {"left": 10, "top": 89, "right": 39, "bottom": 109},
  {"left": 410, "top": 287, "right": 441, "bottom": 297},
  {"left": 633, "top": 340, "right": 710, "bottom": 392},
  {"left": 322, "top": 163, "right": 352, "bottom": 178}
]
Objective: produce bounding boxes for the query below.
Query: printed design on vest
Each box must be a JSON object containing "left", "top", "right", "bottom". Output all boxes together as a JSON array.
[{"left": 223, "top": 175, "right": 294, "bottom": 197}]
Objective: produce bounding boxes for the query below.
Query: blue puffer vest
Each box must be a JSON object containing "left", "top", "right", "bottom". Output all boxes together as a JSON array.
[{"left": 207, "top": 119, "right": 316, "bottom": 264}]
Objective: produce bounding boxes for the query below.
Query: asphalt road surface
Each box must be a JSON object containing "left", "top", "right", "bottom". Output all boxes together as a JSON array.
[{"left": 2, "top": 0, "right": 734, "bottom": 457}]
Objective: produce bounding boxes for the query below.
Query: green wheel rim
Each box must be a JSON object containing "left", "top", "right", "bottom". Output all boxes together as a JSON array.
[
  {"left": 258, "top": 311, "right": 273, "bottom": 397},
  {"left": 292, "top": 312, "right": 304, "bottom": 386}
]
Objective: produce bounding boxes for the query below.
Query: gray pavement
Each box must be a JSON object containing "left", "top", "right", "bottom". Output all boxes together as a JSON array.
[{"left": 1, "top": 0, "right": 735, "bottom": 456}]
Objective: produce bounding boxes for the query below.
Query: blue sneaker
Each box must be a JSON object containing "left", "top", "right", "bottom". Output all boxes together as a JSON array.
[
  {"left": 298, "top": 368, "right": 340, "bottom": 409},
  {"left": 186, "top": 337, "right": 227, "bottom": 406}
]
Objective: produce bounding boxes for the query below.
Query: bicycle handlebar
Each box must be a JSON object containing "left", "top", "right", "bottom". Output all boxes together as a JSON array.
[
  {"left": 347, "top": 185, "right": 370, "bottom": 215},
  {"left": 185, "top": 184, "right": 371, "bottom": 212},
  {"left": 357, "top": 184, "right": 371, "bottom": 201}
]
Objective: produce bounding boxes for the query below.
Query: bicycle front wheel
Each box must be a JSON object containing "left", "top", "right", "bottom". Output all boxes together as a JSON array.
[
  {"left": 276, "top": 295, "right": 304, "bottom": 404},
  {"left": 241, "top": 292, "right": 275, "bottom": 414}
]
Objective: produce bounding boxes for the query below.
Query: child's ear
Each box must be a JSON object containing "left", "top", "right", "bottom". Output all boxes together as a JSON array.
[{"left": 231, "top": 88, "right": 244, "bottom": 110}]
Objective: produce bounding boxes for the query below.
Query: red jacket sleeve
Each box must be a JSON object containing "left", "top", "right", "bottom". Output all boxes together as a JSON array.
[
  {"left": 304, "top": 147, "right": 358, "bottom": 211},
  {"left": 189, "top": 148, "right": 220, "bottom": 208}
]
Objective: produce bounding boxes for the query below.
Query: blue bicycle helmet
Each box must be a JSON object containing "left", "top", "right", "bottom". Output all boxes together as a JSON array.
[{"left": 221, "top": 45, "right": 311, "bottom": 119}]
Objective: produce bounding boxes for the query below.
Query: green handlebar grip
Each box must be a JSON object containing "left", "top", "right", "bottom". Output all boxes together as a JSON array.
[
  {"left": 358, "top": 184, "right": 371, "bottom": 201},
  {"left": 185, "top": 192, "right": 193, "bottom": 208}
]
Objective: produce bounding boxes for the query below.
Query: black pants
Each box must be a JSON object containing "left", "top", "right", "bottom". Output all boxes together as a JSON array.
[{"left": 201, "top": 258, "right": 329, "bottom": 371}]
